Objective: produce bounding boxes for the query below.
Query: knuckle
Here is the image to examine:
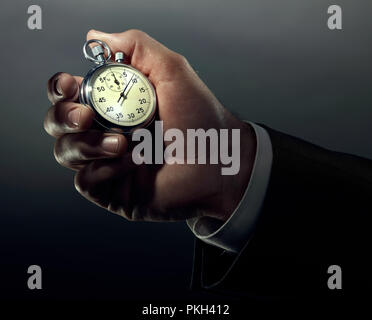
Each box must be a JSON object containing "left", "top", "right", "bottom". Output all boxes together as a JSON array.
[
  {"left": 173, "top": 52, "right": 188, "bottom": 64},
  {"left": 86, "top": 29, "right": 96, "bottom": 39},
  {"left": 53, "top": 137, "right": 67, "bottom": 167},
  {"left": 126, "top": 29, "right": 147, "bottom": 40},
  {"left": 74, "top": 161, "right": 103, "bottom": 199},
  {"left": 165, "top": 52, "right": 189, "bottom": 71},
  {"left": 74, "top": 169, "right": 89, "bottom": 196},
  {"left": 43, "top": 113, "right": 53, "bottom": 136},
  {"left": 54, "top": 134, "right": 94, "bottom": 167},
  {"left": 44, "top": 105, "right": 59, "bottom": 136}
]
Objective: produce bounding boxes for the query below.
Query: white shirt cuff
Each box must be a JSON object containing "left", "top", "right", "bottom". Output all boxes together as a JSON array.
[{"left": 187, "top": 122, "right": 273, "bottom": 253}]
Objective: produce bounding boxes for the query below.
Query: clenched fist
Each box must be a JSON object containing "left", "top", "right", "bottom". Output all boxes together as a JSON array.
[{"left": 44, "top": 29, "right": 256, "bottom": 222}]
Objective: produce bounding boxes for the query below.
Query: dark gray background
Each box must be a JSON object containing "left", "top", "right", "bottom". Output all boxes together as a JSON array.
[{"left": 0, "top": 0, "right": 371, "bottom": 300}]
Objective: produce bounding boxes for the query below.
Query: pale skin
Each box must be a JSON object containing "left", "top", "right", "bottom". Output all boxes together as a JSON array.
[{"left": 44, "top": 29, "right": 256, "bottom": 222}]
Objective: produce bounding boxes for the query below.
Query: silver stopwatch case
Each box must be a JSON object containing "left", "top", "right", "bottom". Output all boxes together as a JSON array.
[{"left": 79, "top": 39, "right": 157, "bottom": 135}]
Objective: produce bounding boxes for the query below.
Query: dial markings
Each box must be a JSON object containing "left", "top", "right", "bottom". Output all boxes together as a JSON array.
[{"left": 90, "top": 65, "right": 154, "bottom": 127}]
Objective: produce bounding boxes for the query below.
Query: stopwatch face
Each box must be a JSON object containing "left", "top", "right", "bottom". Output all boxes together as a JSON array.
[{"left": 84, "top": 63, "right": 156, "bottom": 132}]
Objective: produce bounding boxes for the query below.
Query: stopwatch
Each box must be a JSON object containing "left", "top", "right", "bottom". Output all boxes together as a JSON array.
[{"left": 79, "top": 39, "right": 157, "bottom": 134}]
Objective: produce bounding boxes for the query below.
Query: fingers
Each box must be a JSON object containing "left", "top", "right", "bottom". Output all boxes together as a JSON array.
[
  {"left": 45, "top": 72, "right": 90, "bottom": 137},
  {"left": 86, "top": 29, "right": 188, "bottom": 85},
  {"left": 47, "top": 72, "right": 83, "bottom": 104},
  {"left": 54, "top": 131, "right": 128, "bottom": 170},
  {"left": 74, "top": 157, "right": 135, "bottom": 213},
  {"left": 44, "top": 101, "right": 95, "bottom": 137}
]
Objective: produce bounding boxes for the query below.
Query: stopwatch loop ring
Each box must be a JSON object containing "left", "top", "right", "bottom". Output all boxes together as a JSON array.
[{"left": 83, "top": 39, "right": 111, "bottom": 64}]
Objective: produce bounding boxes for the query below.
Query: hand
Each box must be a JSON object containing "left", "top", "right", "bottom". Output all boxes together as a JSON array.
[{"left": 44, "top": 29, "right": 256, "bottom": 222}]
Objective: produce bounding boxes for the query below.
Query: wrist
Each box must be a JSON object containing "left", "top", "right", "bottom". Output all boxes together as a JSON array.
[
  {"left": 205, "top": 120, "right": 257, "bottom": 222},
  {"left": 224, "top": 121, "right": 257, "bottom": 221}
]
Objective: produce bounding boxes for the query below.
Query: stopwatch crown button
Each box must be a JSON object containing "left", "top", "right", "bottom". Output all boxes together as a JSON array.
[
  {"left": 115, "top": 52, "right": 125, "bottom": 63},
  {"left": 92, "top": 45, "right": 105, "bottom": 62}
]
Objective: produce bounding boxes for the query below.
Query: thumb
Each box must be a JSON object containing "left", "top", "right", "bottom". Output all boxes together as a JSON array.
[{"left": 86, "top": 29, "right": 180, "bottom": 85}]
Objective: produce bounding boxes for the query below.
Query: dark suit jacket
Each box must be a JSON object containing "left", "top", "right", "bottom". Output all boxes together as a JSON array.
[{"left": 191, "top": 126, "right": 372, "bottom": 301}]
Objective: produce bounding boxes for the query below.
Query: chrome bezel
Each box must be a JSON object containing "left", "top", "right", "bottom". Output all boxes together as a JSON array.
[{"left": 79, "top": 62, "right": 157, "bottom": 135}]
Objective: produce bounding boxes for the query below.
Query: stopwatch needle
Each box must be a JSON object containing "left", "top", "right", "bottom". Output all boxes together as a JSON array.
[
  {"left": 124, "top": 78, "right": 136, "bottom": 97},
  {"left": 118, "top": 74, "right": 134, "bottom": 103},
  {"left": 112, "top": 72, "right": 120, "bottom": 86}
]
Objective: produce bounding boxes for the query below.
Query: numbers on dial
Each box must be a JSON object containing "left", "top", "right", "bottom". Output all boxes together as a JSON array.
[
  {"left": 91, "top": 65, "right": 155, "bottom": 127},
  {"left": 105, "top": 106, "right": 113, "bottom": 113},
  {"left": 116, "top": 112, "right": 124, "bottom": 120}
]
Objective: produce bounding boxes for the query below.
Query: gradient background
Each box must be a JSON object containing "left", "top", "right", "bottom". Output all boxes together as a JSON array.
[{"left": 0, "top": 0, "right": 371, "bottom": 301}]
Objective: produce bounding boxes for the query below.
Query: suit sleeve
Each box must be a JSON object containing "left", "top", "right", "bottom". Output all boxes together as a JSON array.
[{"left": 190, "top": 125, "right": 372, "bottom": 299}]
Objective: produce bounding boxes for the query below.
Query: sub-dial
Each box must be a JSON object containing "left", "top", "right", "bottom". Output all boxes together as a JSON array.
[{"left": 104, "top": 71, "right": 125, "bottom": 92}]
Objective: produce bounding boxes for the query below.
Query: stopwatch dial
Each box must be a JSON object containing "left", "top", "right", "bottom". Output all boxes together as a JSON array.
[
  {"left": 90, "top": 65, "right": 156, "bottom": 128},
  {"left": 105, "top": 71, "right": 124, "bottom": 92}
]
